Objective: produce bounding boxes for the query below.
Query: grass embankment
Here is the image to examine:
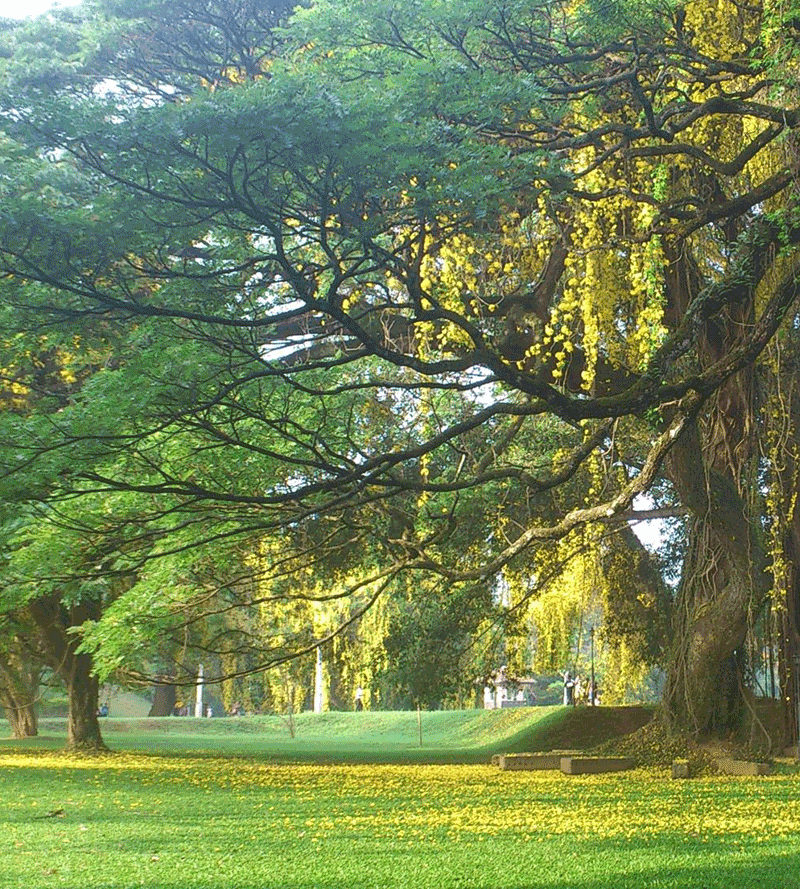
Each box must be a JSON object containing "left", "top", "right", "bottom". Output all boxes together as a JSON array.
[
  {"left": 26, "top": 705, "right": 655, "bottom": 762},
  {"left": 2, "top": 745, "right": 799, "bottom": 889}
]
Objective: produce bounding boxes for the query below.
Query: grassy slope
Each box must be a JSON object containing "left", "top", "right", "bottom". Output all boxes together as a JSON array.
[{"left": 25, "top": 705, "right": 655, "bottom": 762}]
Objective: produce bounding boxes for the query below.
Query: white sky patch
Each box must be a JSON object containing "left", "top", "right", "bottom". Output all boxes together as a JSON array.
[{"left": 630, "top": 493, "right": 664, "bottom": 550}]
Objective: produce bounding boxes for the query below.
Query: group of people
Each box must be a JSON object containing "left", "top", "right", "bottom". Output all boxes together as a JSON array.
[{"left": 562, "top": 671, "right": 599, "bottom": 707}]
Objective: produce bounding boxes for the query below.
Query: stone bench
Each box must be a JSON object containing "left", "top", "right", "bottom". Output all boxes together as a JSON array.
[
  {"left": 497, "top": 753, "right": 564, "bottom": 771},
  {"left": 716, "top": 757, "right": 771, "bottom": 776},
  {"left": 494, "top": 753, "right": 636, "bottom": 774},
  {"left": 560, "top": 756, "right": 635, "bottom": 775}
]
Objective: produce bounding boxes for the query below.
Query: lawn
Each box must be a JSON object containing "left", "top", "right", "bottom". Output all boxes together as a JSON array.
[
  {"left": 2, "top": 712, "right": 799, "bottom": 889},
  {"left": 28, "top": 705, "right": 655, "bottom": 761}
]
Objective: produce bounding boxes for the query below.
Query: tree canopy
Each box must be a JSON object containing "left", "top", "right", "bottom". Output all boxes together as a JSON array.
[{"left": 0, "top": 0, "right": 798, "bottom": 742}]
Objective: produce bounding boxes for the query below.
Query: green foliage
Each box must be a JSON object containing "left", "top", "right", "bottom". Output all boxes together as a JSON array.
[
  {"left": 0, "top": 0, "right": 796, "bottom": 741},
  {"left": 571, "top": 0, "right": 679, "bottom": 41},
  {"left": 602, "top": 530, "right": 672, "bottom": 668},
  {"left": 380, "top": 577, "right": 494, "bottom": 708}
]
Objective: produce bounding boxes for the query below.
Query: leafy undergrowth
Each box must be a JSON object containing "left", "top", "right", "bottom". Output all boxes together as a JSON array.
[
  {"left": 597, "top": 714, "right": 789, "bottom": 774},
  {"left": 596, "top": 717, "right": 715, "bottom": 772}
]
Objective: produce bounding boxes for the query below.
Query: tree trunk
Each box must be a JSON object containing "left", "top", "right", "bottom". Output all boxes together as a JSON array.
[
  {"left": 148, "top": 680, "right": 177, "bottom": 717},
  {"left": 27, "top": 596, "right": 108, "bottom": 753},
  {"left": 65, "top": 649, "right": 105, "bottom": 751},
  {"left": 775, "top": 407, "right": 800, "bottom": 748},
  {"left": 663, "top": 421, "right": 768, "bottom": 737},
  {"left": 0, "top": 650, "right": 41, "bottom": 738},
  {"left": 3, "top": 697, "right": 38, "bottom": 739},
  {"left": 663, "top": 521, "right": 752, "bottom": 735},
  {"left": 657, "top": 230, "right": 777, "bottom": 740}
]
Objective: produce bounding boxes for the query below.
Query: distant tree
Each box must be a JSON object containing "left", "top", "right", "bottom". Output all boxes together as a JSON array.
[{"left": 380, "top": 577, "right": 495, "bottom": 709}]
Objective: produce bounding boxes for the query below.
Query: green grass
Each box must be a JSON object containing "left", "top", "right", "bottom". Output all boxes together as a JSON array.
[
  {"left": 3, "top": 711, "right": 799, "bottom": 889},
  {"left": 25, "top": 708, "right": 565, "bottom": 761},
  {"left": 21, "top": 705, "right": 656, "bottom": 762},
  {"left": 2, "top": 748, "right": 800, "bottom": 889}
]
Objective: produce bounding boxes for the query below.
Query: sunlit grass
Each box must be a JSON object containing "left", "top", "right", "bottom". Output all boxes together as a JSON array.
[
  {"left": 26, "top": 706, "right": 652, "bottom": 762},
  {"left": 26, "top": 709, "right": 560, "bottom": 762},
  {"left": 2, "top": 748, "right": 800, "bottom": 889}
]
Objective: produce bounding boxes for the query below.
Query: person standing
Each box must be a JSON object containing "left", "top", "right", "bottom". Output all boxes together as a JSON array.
[
  {"left": 561, "top": 670, "right": 574, "bottom": 706},
  {"left": 355, "top": 686, "right": 364, "bottom": 711}
]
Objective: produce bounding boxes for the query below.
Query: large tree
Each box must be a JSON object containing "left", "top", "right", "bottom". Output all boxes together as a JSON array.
[
  {"left": 0, "top": 0, "right": 798, "bottom": 740},
  {"left": 0, "top": 615, "right": 41, "bottom": 739}
]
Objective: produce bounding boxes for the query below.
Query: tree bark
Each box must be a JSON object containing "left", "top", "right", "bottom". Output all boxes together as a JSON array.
[
  {"left": 657, "top": 225, "right": 779, "bottom": 739},
  {"left": 774, "top": 392, "right": 800, "bottom": 747},
  {"left": 148, "top": 680, "right": 177, "bottom": 717},
  {"left": 0, "top": 651, "right": 40, "bottom": 738},
  {"left": 27, "top": 596, "right": 108, "bottom": 752},
  {"left": 2, "top": 697, "right": 38, "bottom": 739},
  {"left": 65, "top": 649, "right": 105, "bottom": 751},
  {"left": 663, "top": 420, "right": 768, "bottom": 737}
]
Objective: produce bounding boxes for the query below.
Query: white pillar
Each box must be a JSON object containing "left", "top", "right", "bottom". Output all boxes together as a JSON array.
[
  {"left": 194, "top": 664, "right": 204, "bottom": 718},
  {"left": 313, "top": 647, "right": 324, "bottom": 714}
]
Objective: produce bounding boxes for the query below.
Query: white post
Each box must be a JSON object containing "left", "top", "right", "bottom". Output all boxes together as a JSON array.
[
  {"left": 313, "top": 646, "right": 324, "bottom": 714},
  {"left": 194, "top": 664, "right": 204, "bottom": 718}
]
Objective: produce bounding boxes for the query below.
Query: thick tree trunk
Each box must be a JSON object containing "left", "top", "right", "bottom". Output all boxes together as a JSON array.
[
  {"left": 0, "top": 652, "right": 41, "bottom": 738},
  {"left": 65, "top": 650, "right": 105, "bottom": 751},
  {"left": 27, "top": 596, "right": 108, "bottom": 752},
  {"left": 663, "top": 422, "right": 768, "bottom": 738},
  {"left": 148, "top": 680, "right": 177, "bottom": 717},
  {"left": 663, "top": 522, "right": 752, "bottom": 735},
  {"left": 776, "top": 442, "right": 800, "bottom": 747},
  {"left": 3, "top": 698, "right": 38, "bottom": 739},
  {"left": 657, "top": 239, "right": 768, "bottom": 738}
]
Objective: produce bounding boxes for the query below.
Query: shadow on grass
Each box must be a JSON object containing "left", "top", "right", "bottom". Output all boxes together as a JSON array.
[
  {"left": 0, "top": 732, "right": 498, "bottom": 764},
  {"left": 496, "top": 705, "right": 657, "bottom": 755}
]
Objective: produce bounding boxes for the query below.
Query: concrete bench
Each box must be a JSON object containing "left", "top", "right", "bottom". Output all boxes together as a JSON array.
[
  {"left": 716, "top": 757, "right": 771, "bottom": 776},
  {"left": 671, "top": 760, "right": 690, "bottom": 779},
  {"left": 560, "top": 756, "right": 635, "bottom": 775},
  {"left": 497, "top": 753, "right": 563, "bottom": 771},
  {"left": 494, "top": 752, "right": 635, "bottom": 774}
]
